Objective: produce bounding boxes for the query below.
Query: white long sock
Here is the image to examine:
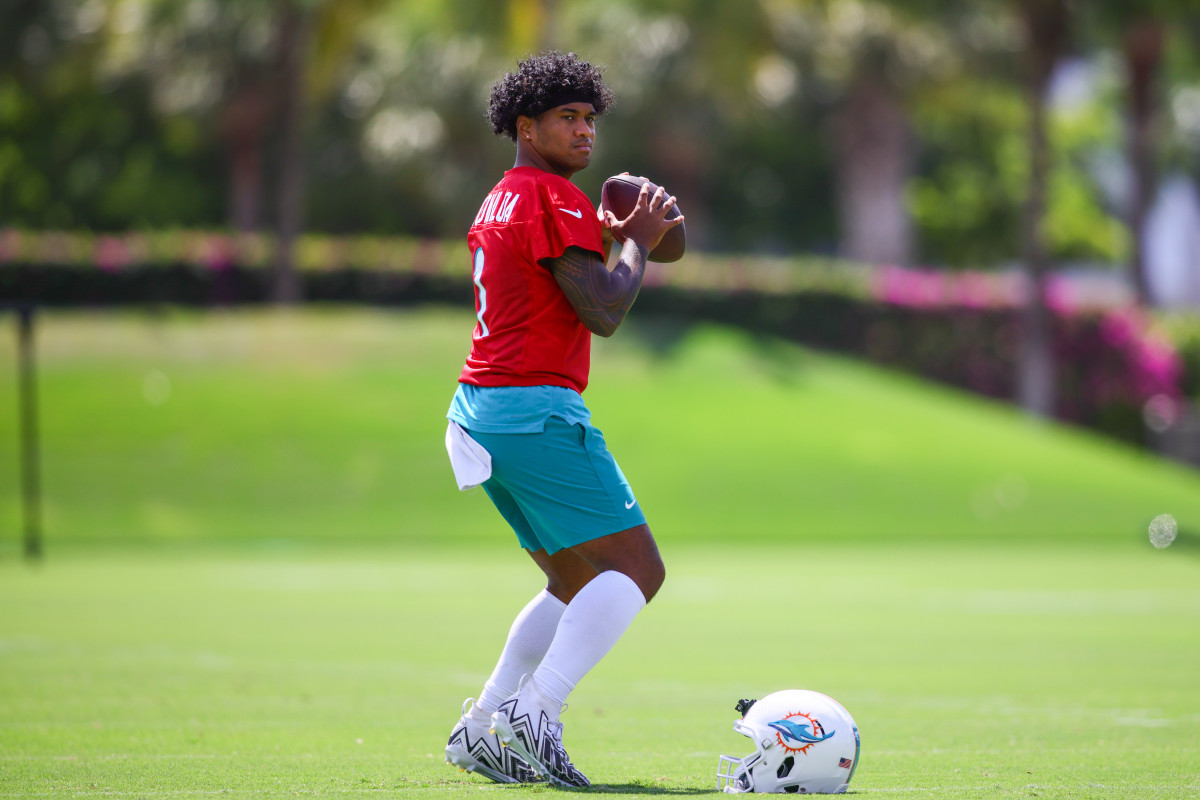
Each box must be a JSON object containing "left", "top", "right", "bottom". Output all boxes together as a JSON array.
[
  {"left": 531, "top": 570, "right": 647, "bottom": 711},
  {"left": 474, "top": 589, "right": 567, "bottom": 716}
]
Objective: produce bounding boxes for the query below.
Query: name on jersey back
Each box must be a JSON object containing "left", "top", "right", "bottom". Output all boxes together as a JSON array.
[{"left": 474, "top": 190, "right": 521, "bottom": 226}]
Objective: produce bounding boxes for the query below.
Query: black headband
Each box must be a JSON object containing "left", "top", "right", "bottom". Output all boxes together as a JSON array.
[{"left": 527, "top": 90, "right": 595, "bottom": 117}]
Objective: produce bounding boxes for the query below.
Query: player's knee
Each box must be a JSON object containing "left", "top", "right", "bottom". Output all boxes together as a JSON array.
[{"left": 638, "top": 558, "right": 665, "bottom": 604}]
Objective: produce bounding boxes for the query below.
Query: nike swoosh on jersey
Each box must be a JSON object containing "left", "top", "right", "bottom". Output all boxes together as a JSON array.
[
  {"left": 625, "top": 499, "right": 637, "bottom": 509},
  {"left": 558, "top": 208, "right": 584, "bottom": 218}
]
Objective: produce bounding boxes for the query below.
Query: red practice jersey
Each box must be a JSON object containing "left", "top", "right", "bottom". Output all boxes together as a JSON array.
[{"left": 459, "top": 166, "right": 604, "bottom": 394}]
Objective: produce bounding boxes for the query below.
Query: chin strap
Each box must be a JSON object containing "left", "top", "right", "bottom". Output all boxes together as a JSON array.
[{"left": 734, "top": 698, "right": 757, "bottom": 718}]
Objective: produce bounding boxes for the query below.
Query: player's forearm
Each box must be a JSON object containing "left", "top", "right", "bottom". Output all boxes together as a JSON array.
[
  {"left": 596, "top": 237, "right": 650, "bottom": 335},
  {"left": 550, "top": 241, "right": 647, "bottom": 338}
]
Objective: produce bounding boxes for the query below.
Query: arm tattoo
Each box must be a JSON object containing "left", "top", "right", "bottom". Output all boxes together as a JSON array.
[{"left": 545, "top": 242, "right": 648, "bottom": 337}]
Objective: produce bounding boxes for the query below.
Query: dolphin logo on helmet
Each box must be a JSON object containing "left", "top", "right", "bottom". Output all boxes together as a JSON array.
[{"left": 768, "top": 717, "right": 835, "bottom": 747}]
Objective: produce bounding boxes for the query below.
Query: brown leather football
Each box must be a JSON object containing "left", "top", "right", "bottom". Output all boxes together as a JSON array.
[{"left": 600, "top": 175, "right": 686, "bottom": 263}]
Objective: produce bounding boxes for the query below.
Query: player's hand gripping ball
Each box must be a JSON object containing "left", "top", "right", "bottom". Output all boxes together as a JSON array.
[{"left": 600, "top": 175, "right": 686, "bottom": 263}]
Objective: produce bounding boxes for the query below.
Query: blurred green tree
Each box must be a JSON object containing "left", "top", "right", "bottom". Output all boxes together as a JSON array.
[
  {"left": 0, "top": 0, "right": 224, "bottom": 229},
  {"left": 1081, "top": 4, "right": 1200, "bottom": 306},
  {"left": 765, "top": 0, "right": 958, "bottom": 267},
  {"left": 96, "top": 0, "right": 392, "bottom": 301},
  {"left": 4, "top": 0, "right": 1198, "bottom": 291}
]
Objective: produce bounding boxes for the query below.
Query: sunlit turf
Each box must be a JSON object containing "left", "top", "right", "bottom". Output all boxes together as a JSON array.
[
  {"left": 0, "top": 542, "right": 1197, "bottom": 798},
  {"left": 0, "top": 307, "right": 1198, "bottom": 554},
  {"left": 0, "top": 308, "right": 1198, "bottom": 797}
]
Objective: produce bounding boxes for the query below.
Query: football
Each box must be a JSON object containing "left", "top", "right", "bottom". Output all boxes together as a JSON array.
[{"left": 600, "top": 174, "right": 686, "bottom": 263}]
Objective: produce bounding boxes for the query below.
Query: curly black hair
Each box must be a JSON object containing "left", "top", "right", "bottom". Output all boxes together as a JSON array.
[{"left": 486, "top": 51, "right": 615, "bottom": 141}]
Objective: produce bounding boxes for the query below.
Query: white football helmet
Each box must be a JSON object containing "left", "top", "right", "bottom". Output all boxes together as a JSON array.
[{"left": 717, "top": 690, "right": 860, "bottom": 794}]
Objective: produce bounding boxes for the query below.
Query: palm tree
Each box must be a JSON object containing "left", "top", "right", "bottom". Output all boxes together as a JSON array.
[
  {"left": 1014, "top": 0, "right": 1070, "bottom": 418},
  {"left": 1122, "top": 17, "right": 1167, "bottom": 307},
  {"left": 764, "top": 0, "right": 995, "bottom": 267},
  {"left": 828, "top": 40, "right": 915, "bottom": 266},
  {"left": 270, "top": 0, "right": 310, "bottom": 304},
  {"left": 1083, "top": 5, "right": 1178, "bottom": 306},
  {"left": 97, "top": 0, "right": 389, "bottom": 301}
]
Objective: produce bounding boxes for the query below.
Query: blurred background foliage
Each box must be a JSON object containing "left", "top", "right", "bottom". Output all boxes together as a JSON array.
[
  {"left": 4, "top": 0, "right": 1200, "bottom": 453},
  {"left": 3, "top": 0, "right": 1200, "bottom": 271}
]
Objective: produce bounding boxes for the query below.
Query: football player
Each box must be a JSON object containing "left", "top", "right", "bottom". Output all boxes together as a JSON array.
[{"left": 443, "top": 50, "right": 683, "bottom": 787}]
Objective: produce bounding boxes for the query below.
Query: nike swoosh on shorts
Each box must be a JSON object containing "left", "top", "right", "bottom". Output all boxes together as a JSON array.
[{"left": 558, "top": 208, "right": 583, "bottom": 218}]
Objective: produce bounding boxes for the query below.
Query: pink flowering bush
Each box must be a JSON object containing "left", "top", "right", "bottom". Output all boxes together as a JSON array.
[{"left": 865, "top": 267, "right": 1186, "bottom": 444}]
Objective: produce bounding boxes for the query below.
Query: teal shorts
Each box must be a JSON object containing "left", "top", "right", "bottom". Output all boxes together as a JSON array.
[{"left": 465, "top": 416, "right": 645, "bottom": 555}]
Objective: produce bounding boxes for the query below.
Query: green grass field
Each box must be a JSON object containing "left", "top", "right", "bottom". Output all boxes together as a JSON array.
[
  {"left": 1, "top": 308, "right": 1198, "bottom": 798},
  {"left": 3, "top": 308, "right": 1199, "bottom": 549}
]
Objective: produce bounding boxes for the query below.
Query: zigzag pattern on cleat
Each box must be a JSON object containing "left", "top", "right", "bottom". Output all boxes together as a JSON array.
[
  {"left": 495, "top": 698, "right": 590, "bottom": 788},
  {"left": 446, "top": 717, "right": 540, "bottom": 783}
]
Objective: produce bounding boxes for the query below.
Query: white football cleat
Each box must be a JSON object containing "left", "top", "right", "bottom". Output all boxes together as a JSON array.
[
  {"left": 445, "top": 698, "right": 540, "bottom": 784},
  {"left": 489, "top": 678, "right": 590, "bottom": 788}
]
